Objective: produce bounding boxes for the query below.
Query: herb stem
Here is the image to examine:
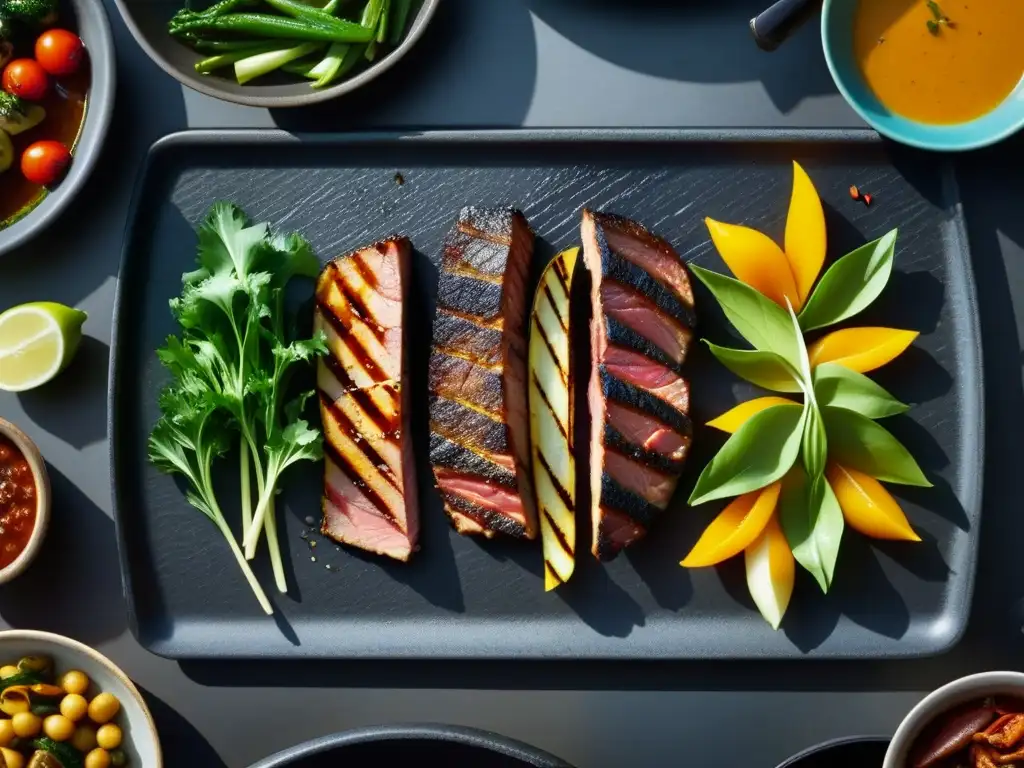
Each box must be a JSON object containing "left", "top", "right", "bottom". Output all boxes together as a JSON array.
[
  {"left": 240, "top": 437, "right": 253, "bottom": 535},
  {"left": 215, "top": 514, "right": 273, "bottom": 615},
  {"left": 264, "top": 497, "right": 288, "bottom": 593}
]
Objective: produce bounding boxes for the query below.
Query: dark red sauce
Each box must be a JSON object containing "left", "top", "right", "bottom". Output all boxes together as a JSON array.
[{"left": 0, "top": 436, "right": 37, "bottom": 569}]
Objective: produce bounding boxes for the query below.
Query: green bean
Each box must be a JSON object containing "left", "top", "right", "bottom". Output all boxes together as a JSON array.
[
  {"left": 188, "top": 37, "right": 279, "bottom": 52},
  {"left": 260, "top": 0, "right": 372, "bottom": 34},
  {"left": 388, "top": 0, "right": 415, "bottom": 45},
  {"left": 376, "top": 0, "right": 390, "bottom": 43},
  {"left": 170, "top": 12, "right": 374, "bottom": 43},
  {"left": 195, "top": 42, "right": 283, "bottom": 72},
  {"left": 314, "top": 40, "right": 363, "bottom": 86}
]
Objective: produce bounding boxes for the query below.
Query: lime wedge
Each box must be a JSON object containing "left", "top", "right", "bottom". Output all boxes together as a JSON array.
[{"left": 0, "top": 302, "right": 87, "bottom": 392}]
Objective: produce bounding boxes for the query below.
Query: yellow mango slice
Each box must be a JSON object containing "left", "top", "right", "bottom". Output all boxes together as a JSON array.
[
  {"left": 827, "top": 464, "right": 920, "bottom": 541},
  {"left": 744, "top": 514, "right": 795, "bottom": 630},
  {"left": 784, "top": 161, "right": 827, "bottom": 303},
  {"left": 707, "top": 396, "right": 798, "bottom": 434},
  {"left": 681, "top": 482, "right": 781, "bottom": 568},
  {"left": 808, "top": 327, "right": 919, "bottom": 373},
  {"left": 705, "top": 218, "right": 801, "bottom": 311}
]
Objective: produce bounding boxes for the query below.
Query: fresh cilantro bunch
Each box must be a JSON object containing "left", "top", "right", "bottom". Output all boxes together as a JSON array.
[{"left": 147, "top": 202, "right": 327, "bottom": 614}]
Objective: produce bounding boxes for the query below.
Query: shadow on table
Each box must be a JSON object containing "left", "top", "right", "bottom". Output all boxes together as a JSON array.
[
  {"left": 140, "top": 684, "right": 228, "bottom": 768},
  {"left": 523, "top": 0, "right": 837, "bottom": 113},
  {"left": 18, "top": 337, "right": 110, "bottom": 450},
  {"left": 270, "top": 0, "right": 538, "bottom": 132},
  {"left": 0, "top": 465, "right": 127, "bottom": 645}
]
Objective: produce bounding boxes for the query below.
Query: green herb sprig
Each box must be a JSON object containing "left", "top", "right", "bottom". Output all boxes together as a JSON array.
[
  {"left": 148, "top": 202, "right": 327, "bottom": 614},
  {"left": 926, "top": 0, "right": 954, "bottom": 35}
]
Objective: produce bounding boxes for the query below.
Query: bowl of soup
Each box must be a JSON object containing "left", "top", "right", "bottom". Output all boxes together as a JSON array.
[
  {"left": 0, "top": 0, "right": 115, "bottom": 257},
  {"left": 822, "top": 0, "right": 1024, "bottom": 151}
]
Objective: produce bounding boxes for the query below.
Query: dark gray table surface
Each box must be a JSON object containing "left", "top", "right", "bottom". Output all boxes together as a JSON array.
[{"left": 1, "top": 0, "right": 1023, "bottom": 765}]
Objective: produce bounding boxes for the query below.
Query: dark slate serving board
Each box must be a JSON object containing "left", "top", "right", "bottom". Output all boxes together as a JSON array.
[{"left": 109, "top": 129, "right": 982, "bottom": 659}]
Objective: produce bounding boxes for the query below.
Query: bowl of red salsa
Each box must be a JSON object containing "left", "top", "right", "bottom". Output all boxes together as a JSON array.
[{"left": 0, "top": 418, "right": 50, "bottom": 583}]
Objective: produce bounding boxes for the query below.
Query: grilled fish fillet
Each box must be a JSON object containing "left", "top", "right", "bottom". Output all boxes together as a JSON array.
[
  {"left": 428, "top": 206, "right": 537, "bottom": 539},
  {"left": 314, "top": 236, "right": 419, "bottom": 562},
  {"left": 581, "top": 211, "right": 696, "bottom": 561}
]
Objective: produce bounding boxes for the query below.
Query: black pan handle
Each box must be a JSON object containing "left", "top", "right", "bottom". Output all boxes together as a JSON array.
[{"left": 749, "top": 0, "right": 824, "bottom": 52}]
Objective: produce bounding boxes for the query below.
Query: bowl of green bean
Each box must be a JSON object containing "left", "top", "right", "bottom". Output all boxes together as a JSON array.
[
  {"left": 110, "top": 0, "right": 439, "bottom": 107},
  {"left": 0, "top": 631, "right": 162, "bottom": 768}
]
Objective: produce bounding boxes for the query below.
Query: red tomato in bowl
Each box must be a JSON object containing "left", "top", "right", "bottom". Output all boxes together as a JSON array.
[
  {"left": 21, "top": 141, "right": 71, "bottom": 186},
  {"left": 2, "top": 59, "right": 48, "bottom": 100},
  {"left": 35, "top": 30, "right": 85, "bottom": 76}
]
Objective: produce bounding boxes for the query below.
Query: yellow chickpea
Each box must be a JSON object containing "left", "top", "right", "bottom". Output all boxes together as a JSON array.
[
  {"left": 0, "top": 719, "right": 14, "bottom": 747},
  {"left": 60, "top": 693, "right": 88, "bottom": 722},
  {"left": 87, "top": 693, "right": 120, "bottom": 725},
  {"left": 60, "top": 670, "right": 90, "bottom": 696},
  {"left": 0, "top": 666, "right": 18, "bottom": 680},
  {"left": 71, "top": 724, "right": 98, "bottom": 752},
  {"left": 11, "top": 711, "right": 41, "bottom": 738},
  {"left": 96, "top": 723, "right": 122, "bottom": 750},
  {"left": 44, "top": 714, "right": 76, "bottom": 742},
  {"left": 1, "top": 747, "right": 25, "bottom": 768},
  {"left": 84, "top": 748, "right": 112, "bottom": 768}
]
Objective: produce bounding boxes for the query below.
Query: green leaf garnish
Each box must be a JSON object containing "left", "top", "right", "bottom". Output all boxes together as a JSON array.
[
  {"left": 798, "top": 229, "right": 898, "bottom": 332},
  {"left": 926, "top": 0, "right": 943, "bottom": 20},
  {"left": 821, "top": 405, "right": 932, "bottom": 487},
  {"left": 705, "top": 342, "right": 802, "bottom": 392},
  {"left": 813, "top": 363, "right": 909, "bottom": 419},
  {"left": 690, "top": 264, "right": 802, "bottom": 369},
  {"left": 147, "top": 202, "right": 327, "bottom": 612},
  {"left": 689, "top": 403, "right": 807, "bottom": 506},
  {"left": 780, "top": 468, "right": 845, "bottom": 593},
  {"left": 802, "top": 403, "right": 828, "bottom": 481}
]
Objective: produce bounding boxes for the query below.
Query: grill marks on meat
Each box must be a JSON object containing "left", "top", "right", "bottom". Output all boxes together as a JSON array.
[
  {"left": 314, "top": 237, "right": 420, "bottom": 562},
  {"left": 429, "top": 207, "right": 538, "bottom": 539},
  {"left": 581, "top": 211, "right": 696, "bottom": 561}
]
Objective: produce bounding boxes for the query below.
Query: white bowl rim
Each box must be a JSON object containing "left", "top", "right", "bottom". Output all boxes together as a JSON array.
[
  {"left": 0, "top": 418, "right": 51, "bottom": 584},
  {"left": 110, "top": 0, "right": 442, "bottom": 108},
  {"left": 883, "top": 670, "right": 1024, "bottom": 768},
  {"left": 0, "top": 629, "right": 164, "bottom": 766}
]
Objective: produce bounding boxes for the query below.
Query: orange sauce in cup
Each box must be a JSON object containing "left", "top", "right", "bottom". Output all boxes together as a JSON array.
[{"left": 852, "top": 0, "right": 1024, "bottom": 125}]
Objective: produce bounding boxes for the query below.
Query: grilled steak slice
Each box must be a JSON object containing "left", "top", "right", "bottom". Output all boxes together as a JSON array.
[
  {"left": 428, "top": 206, "right": 537, "bottom": 539},
  {"left": 581, "top": 210, "right": 695, "bottom": 561},
  {"left": 314, "top": 237, "right": 419, "bottom": 562}
]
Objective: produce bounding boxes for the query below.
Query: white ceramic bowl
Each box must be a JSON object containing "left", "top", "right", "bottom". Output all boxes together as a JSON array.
[
  {"left": 884, "top": 671, "right": 1024, "bottom": 768},
  {"left": 0, "top": 419, "right": 51, "bottom": 584},
  {"left": 0, "top": 630, "right": 162, "bottom": 766}
]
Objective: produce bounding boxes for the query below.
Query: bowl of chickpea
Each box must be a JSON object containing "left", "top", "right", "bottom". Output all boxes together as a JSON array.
[{"left": 0, "top": 631, "right": 161, "bottom": 768}]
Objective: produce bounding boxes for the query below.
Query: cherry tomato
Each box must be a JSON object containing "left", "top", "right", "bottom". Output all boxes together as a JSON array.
[
  {"left": 2, "top": 59, "right": 48, "bottom": 101},
  {"left": 35, "top": 30, "right": 85, "bottom": 76},
  {"left": 21, "top": 141, "right": 71, "bottom": 186}
]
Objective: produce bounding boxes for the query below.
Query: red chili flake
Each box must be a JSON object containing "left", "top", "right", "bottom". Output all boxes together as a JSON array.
[
  {"left": 862, "top": 193, "right": 874, "bottom": 206},
  {"left": 849, "top": 184, "right": 861, "bottom": 200}
]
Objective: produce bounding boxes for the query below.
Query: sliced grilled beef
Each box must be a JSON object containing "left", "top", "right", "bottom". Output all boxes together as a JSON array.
[
  {"left": 428, "top": 206, "right": 537, "bottom": 539},
  {"left": 314, "top": 237, "right": 419, "bottom": 562},
  {"left": 581, "top": 211, "right": 695, "bottom": 561}
]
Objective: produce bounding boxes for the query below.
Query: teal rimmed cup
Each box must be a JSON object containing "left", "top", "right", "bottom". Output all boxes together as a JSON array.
[{"left": 821, "top": 0, "right": 1024, "bottom": 151}]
